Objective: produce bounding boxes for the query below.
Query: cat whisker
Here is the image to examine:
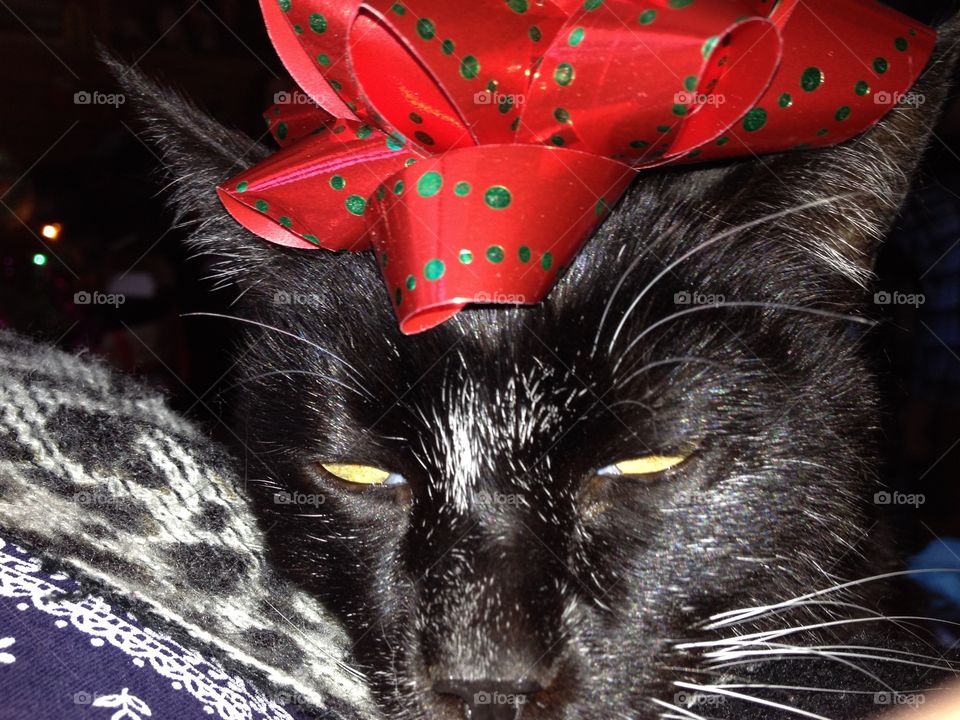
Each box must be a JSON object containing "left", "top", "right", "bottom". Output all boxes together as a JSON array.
[
  {"left": 183, "top": 311, "right": 376, "bottom": 399},
  {"left": 598, "top": 193, "right": 859, "bottom": 357},
  {"left": 613, "top": 356, "right": 726, "bottom": 390},
  {"left": 649, "top": 697, "right": 710, "bottom": 720},
  {"left": 612, "top": 302, "right": 874, "bottom": 376},
  {"left": 220, "top": 369, "right": 372, "bottom": 401}
]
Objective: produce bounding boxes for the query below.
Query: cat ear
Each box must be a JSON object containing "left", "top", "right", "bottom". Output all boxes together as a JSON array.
[
  {"left": 102, "top": 50, "right": 284, "bottom": 289},
  {"left": 721, "top": 14, "right": 960, "bottom": 284}
]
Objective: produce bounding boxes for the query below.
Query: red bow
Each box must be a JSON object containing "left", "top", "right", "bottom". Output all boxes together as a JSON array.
[{"left": 218, "top": 0, "right": 935, "bottom": 334}]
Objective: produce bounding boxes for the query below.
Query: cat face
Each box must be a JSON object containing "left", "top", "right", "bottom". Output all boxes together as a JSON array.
[{"left": 111, "top": 19, "right": 959, "bottom": 717}]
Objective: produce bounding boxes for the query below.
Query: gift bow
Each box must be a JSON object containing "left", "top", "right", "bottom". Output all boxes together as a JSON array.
[{"left": 218, "top": 0, "right": 935, "bottom": 334}]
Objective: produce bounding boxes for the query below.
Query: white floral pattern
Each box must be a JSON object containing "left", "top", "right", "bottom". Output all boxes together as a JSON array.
[
  {"left": 0, "top": 539, "right": 294, "bottom": 720},
  {"left": 0, "top": 636, "right": 14, "bottom": 664}
]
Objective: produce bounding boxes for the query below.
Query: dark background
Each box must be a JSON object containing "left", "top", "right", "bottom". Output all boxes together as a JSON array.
[{"left": 0, "top": 0, "right": 959, "bottom": 558}]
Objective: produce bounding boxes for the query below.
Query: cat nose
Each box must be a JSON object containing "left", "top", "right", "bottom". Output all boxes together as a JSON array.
[{"left": 433, "top": 678, "right": 543, "bottom": 719}]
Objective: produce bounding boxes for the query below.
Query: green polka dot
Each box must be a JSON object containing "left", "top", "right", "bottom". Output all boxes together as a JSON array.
[
  {"left": 584, "top": 0, "right": 603, "bottom": 8},
  {"left": 441, "top": 39, "right": 455, "bottom": 55},
  {"left": 484, "top": 186, "right": 512, "bottom": 209},
  {"left": 554, "top": 107, "right": 570, "bottom": 123},
  {"left": 668, "top": 0, "right": 694, "bottom": 6},
  {"left": 554, "top": 63, "right": 574, "bottom": 86},
  {"left": 801, "top": 66, "right": 823, "bottom": 91},
  {"left": 279, "top": 216, "right": 292, "bottom": 227},
  {"left": 278, "top": 0, "right": 290, "bottom": 11},
  {"left": 498, "top": 97, "right": 513, "bottom": 114},
  {"left": 393, "top": 180, "right": 404, "bottom": 195},
  {"left": 511, "top": 117, "right": 521, "bottom": 131},
  {"left": 835, "top": 105, "right": 851, "bottom": 121},
  {"left": 381, "top": 252, "right": 388, "bottom": 267},
  {"left": 255, "top": 199, "right": 269, "bottom": 212},
  {"left": 486, "top": 245, "right": 505, "bottom": 263},
  {"left": 716, "top": 136, "right": 729, "bottom": 146},
  {"left": 541, "top": 252, "right": 553, "bottom": 270},
  {"left": 672, "top": 104, "right": 688, "bottom": 117},
  {"left": 656, "top": 124, "right": 671, "bottom": 133},
  {"left": 276, "top": 122, "right": 288, "bottom": 140},
  {"left": 487, "top": 80, "right": 498, "bottom": 92},
  {"left": 293, "top": 25, "right": 303, "bottom": 34},
  {"left": 742, "top": 107, "right": 767, "bottom": 132},
  {"left": 684, "top": 76, "right": 697, "bottom": 92},
  {"left": 778, "top": 93, "right": 792, "bottom": 108},
  {"left": 395, "top": 288, "right": 402, "bottom": 305},
  {"left": 317, "top": 53, "right": 330, "bottom": 66},
  {"left": 236, "top": 181, "right": 249, "bottom": 192},
  {"left": 405, "top": 275, "right": 416, "bottom": 291},
  {"left": 895, "top": 37, "right": 908, "bottom": 52},
  {"left": 460, "top": 56, "right": 480, "bottom": 80},
  {"left": 702, "top": 36, "right": 718, "bottom": 57},
  {"left": 330, "top": 175, "right": 345, "bottom": 190},
  {"left": 417, "top": 171, "right": 443, "bottom": 197},
  {"left": 424, "top": 259, "right": 445, "bottom": 280},
  {"left": 345, "top": 195, "right": 366, "bottom": 215},
  {"left": 459, "top": 249, "right": 474, "bottom": 264},
  {"left": 376, "top": 185, "right": 386, "bottom": 201},
  {"left": 873, "top": 57, "right": 889, "bottom": 74},
  {"left": 454, "top": 181, "right": 471, "bottom": 196},
  {"left": 330, "top": 79, "right": 342, "bottom": 92},
  {"left": 518, "top": 245, "right": 531, "bottom": 262},
  {"left": 816, "top": 128, "right": 828, "bottom": 137},
  {"left": 404, "top": 158, "right": 417, "bottom": 167},
  {"left": 390, "top": 3, "right": 405, "bottom": 15},
  {"left": 507, "top": 0, "right": 528, "bottom": 12},
  {"left": 529, "top": 26, "right": 541, "bottom": 42},
  {"left": 639, "top": 9, "right": 657, "bottom": 24},
  {"left": 356, "top": 125, "right": 373, "bottom": 139},
  {"left": 409, "top": 112, "right": 423, "bottom": 124},
  {"left": 304, "top": 234, "right": 320, "bottom": 245},
  {"left": 416, "top": 18, "right": 435, "bottom": 40},
  {"left": 855, "top": 80, "right": 870, "bottom": 96},
  {"left": 550, "top": 135, "right": 565, "bottom": 146},
  {"left": 568, "top": 27, "right": 585, "bottom": 46},
  {"left": 309, "top": 13, "right": 327, "bottom": 33},
  {"left": 386, "top": 134, "right": 405, "bottom": 150},
  {"left": 415, "top": 131, "right": 435, "bottom": 146},
  {"left": 629, "top": 139, "right": 649, "bottom": 149},
  {"left": 596, "top": 198, "right": 609, "bottom": 217}
]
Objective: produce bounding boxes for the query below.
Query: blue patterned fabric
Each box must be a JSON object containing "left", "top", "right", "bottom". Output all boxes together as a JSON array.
[{"left": 0, "top": 538, "right": 313, "bottom": 720}]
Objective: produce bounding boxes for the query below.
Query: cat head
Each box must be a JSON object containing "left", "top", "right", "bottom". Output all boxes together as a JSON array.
[{"left": 111, "top": 21, "right": 958, "bottom": 719}]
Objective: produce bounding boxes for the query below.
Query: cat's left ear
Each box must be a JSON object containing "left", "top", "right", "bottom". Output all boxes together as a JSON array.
[
  {"left": 102, "top": 50, "right": 289, "bottom": 288},
  {"left": 722, "top": 13, "right": 960, "bottom": 282}
]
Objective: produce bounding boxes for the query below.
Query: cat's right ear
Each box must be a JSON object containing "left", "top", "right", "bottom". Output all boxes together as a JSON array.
[{"left": 102, "top": 50, "right": 281, "bottom": 288}]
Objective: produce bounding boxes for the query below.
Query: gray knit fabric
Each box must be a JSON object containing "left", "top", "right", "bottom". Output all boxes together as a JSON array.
[{"left": 0, "top": 331, "right": 375, "bottom": 720}]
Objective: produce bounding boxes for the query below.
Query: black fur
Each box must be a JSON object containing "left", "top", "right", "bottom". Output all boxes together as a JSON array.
[{"left": 110, "top": 18, "right": 960, "bottom": 719}]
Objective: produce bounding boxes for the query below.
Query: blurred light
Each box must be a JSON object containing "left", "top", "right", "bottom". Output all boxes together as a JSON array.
[
  {"left": 41, "top": 223, "right": 62, "bottom": 240},
  {"left": 32, "top": 253, "right": 47, "bottom": 266}
]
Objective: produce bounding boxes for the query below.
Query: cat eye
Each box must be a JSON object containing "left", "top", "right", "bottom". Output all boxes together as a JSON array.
[
  {"left": 596, "top": 455, "right": 688, "bottom": 477},
  {"left": 320, "top": 463, "right": 407, "bottom": 487}
]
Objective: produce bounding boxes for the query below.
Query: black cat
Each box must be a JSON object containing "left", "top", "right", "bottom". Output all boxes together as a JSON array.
[{"left": 111, "top": 13, "right": 960, "bottom": 720}]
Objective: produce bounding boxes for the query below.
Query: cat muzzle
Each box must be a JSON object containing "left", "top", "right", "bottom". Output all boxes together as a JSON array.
[{"left": 433, "top": 678, "right": 542, "bottom": 720}]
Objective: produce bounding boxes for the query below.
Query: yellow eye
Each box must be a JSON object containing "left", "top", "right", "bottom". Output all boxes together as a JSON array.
[
  {"left": 320, "top": 463, "right": 406, "bottom": 486},
  {"left": 598, "top": 455, "right": 688, "bottom": 477}
]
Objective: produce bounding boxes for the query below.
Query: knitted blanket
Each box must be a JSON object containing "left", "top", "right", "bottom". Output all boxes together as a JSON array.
[{"left": 0, "top": 331, "right": 375, "bottom": 720}]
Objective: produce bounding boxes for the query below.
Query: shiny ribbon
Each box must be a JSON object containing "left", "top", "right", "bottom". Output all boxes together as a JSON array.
[{"left": 218, "top": 0, "right": 935, "bottom": 334}]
